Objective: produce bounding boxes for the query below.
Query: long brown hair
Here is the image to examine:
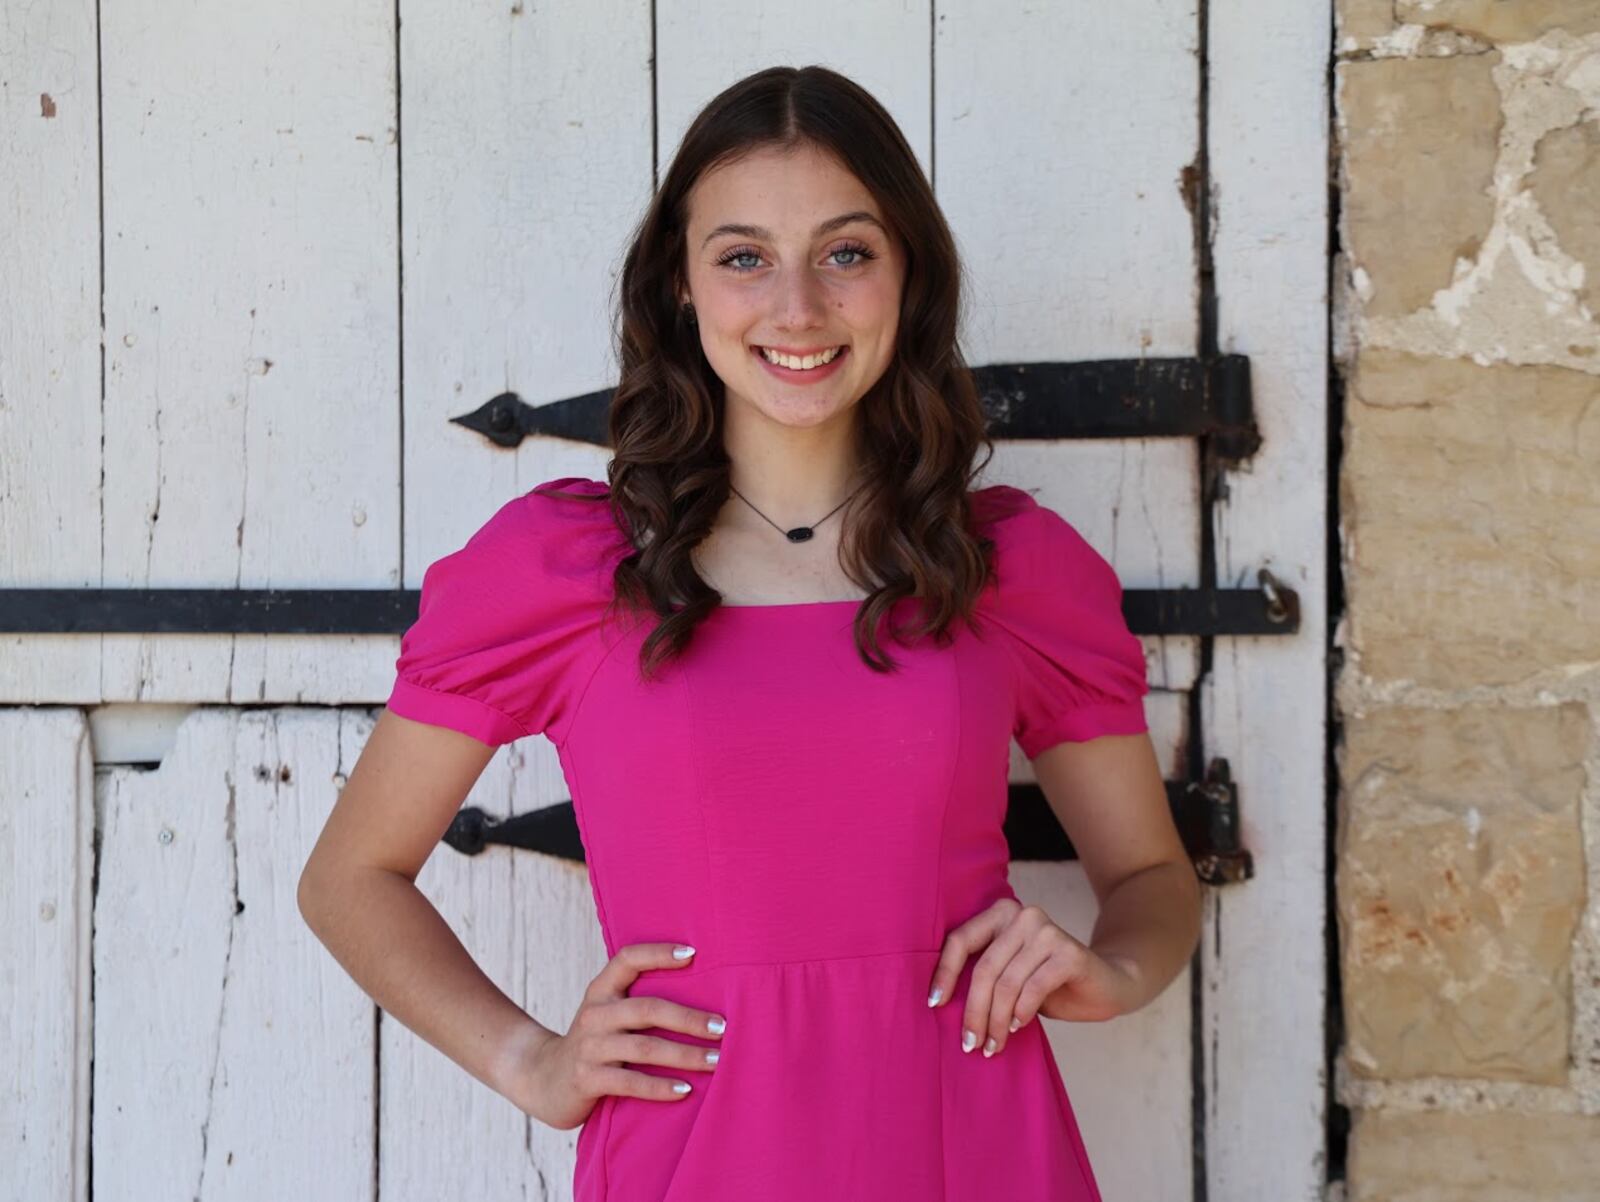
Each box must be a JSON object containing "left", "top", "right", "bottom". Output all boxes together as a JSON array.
[{"left": 542, "top": 64, "right": 1002, "bottom": 679}]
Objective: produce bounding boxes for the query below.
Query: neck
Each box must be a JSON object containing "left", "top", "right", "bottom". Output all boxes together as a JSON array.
[{"left": 722, "top": 411, "right": 866, "bottom": 524}]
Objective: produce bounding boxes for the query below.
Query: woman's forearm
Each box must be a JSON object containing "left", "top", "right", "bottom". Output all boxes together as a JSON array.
[
  {"left": 298, "top": 864, "right": 554, "bottom": 1105},
  {"left": 1085, "top": 858, "right": 1204, "bottom": 1012}
]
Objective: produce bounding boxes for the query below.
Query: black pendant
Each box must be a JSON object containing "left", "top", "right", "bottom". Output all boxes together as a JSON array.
[{"left": 785, "top": 526, "right": 814, "bottom": 543}]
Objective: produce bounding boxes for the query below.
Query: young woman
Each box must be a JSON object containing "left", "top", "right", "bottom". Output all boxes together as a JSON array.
[{"left": 300, "top": 64, "right": 1201, "bottom": 1202}]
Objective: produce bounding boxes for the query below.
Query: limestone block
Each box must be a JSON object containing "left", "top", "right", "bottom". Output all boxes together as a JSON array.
[
  {"left": 1342, "top": 348, "right": 1600, "bottom": 688},
  {"left": 1339, "top": 55, "right": 1502, "bottom": 317},
  {"left": 1336, "top": 0, "right": 1403, "bottom": 52},
  {"left": 1348, "top": 1107, "right": 1600, "bottom": 1201},
  {"left": 1337, "top": 704, "right": 1588, "bottom": 1083},
  {"left": 1396, "top": 0, "right": 1600, "bottom": 42},
  {"left": 1528, "top": 117, "right": 1600, "bottom": 320}
]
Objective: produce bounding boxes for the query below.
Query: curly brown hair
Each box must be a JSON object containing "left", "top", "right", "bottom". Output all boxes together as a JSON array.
[{"left": 540, "top": 64, "right": 1003, "bottom": 680}]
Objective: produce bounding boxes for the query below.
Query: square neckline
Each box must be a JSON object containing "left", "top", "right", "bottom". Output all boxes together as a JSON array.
[
  {"left": 536, "top": 474, "right": 1020, "bottom": 614},
  {"left": 712, "top": 597, "right": 867, "bottom": 612}
]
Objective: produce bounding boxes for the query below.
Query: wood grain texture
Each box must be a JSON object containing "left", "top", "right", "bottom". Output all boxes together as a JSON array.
[
  {"left": 1204, "top": 1, "right": 1332, "bottom": 1198},
  {"left": 0, "top": 710, "right": 94, "bottom": 1202},
  {"left": 92, "top": 710, "right": 374, "bottom": 1199}
]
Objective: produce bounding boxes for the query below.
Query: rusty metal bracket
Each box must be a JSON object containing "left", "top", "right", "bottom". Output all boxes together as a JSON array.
[{"left": 1178, "top": 758, "right": 1254, "bottom": 885}]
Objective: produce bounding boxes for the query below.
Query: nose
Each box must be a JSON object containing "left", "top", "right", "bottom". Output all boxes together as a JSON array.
[{"left": 772, "top": 265, "right": 829, "bottom": 333}]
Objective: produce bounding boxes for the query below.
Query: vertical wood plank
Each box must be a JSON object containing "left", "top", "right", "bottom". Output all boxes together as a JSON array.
[
  {"left": 396, "top": 0, "right": 651, "bottom": 563},
  {"left": 655, "top": 4, "right": 931, "bottom": 171},
  {"left": 93, "top": 710, "right": 375, "bottom": 1200},
  {"left": 0, "top": 0, "right": 103, "bottom": 706},
  {"left": 96, "top": 2, "right": 400, "bottom": 705},
  {"left": 0, "top": 710, "right": 94, "bottom": 1202},
  {"left": 1203, "top": 2, "right": 1332, "bottom": 1198}
]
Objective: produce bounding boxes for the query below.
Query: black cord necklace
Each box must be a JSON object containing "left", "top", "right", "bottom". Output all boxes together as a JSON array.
[{"left": 729, "top": 478, "right": 870, "bottom": 543}]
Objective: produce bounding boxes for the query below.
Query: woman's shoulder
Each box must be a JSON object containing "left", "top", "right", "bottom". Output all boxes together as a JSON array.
[
  {"left": 967, "top": 482, "right": 1116, "bottom": 593},
  {"left": 969, "top": 482, "right": 1039, "bottom": 531},
  {"left": 964, "top": 482, "right": 1149, "bottom": 749},
  {"left": 523, "top": 474, "right": 617, "bottom": 524},
  {"left": 445, "top": 475, "right": 632, "bottom": 591},
  {"left": 968, "top": 482, "right": 1058, "bottom": 554},
  {"left": 391, "top": 475, "right": 627, "bottom": 746}
]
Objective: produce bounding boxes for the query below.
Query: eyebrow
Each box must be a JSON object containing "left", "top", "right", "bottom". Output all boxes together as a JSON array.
[{"left": 699, "top": 210, "right": 886, "bottom": 248}]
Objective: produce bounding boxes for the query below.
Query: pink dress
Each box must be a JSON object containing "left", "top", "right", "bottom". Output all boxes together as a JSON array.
[{"left": 385, "top": 476, "right": 1151, "bottom": 1202}]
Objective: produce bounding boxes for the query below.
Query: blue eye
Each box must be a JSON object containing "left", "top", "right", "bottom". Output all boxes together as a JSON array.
[
  {"left": 716, "top": 247, "right": 763, "bottom": 272},
  {"left": 713, "top": 241, "right": 878, "bottom": 274},
  {"left": 830, "top": 243, "right": 875, "bottom": 267}
]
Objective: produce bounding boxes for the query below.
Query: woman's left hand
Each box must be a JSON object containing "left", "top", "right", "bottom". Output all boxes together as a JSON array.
[{"left": 926, "top": 898, "right": 1143, "bottom": 1058}]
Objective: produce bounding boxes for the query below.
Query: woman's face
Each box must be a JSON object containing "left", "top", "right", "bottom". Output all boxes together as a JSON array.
[{"left": 679, "top": 142, "right": 905, "bottom": 433}]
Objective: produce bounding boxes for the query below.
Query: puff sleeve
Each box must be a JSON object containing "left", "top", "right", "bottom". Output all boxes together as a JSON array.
[
  {"left": 981, "top": 489, "right": 1151, "bottom": 757},
  {"left": 385, "top": 481, "right": 616, "bottom": 747}
]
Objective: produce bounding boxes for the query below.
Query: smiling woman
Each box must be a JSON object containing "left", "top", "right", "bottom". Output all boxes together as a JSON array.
[
  {"left": 584, "top": 65, "right": 1005, "bottom": 669},
  {"left": 300, "top": 61, "right": 1198, "bottom": 1202},
  {"left": 677, "top": 141, "right": 906, "bottom": 474}
]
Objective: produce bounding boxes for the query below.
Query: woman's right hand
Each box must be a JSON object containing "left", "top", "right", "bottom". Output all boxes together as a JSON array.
[{"left": 512, "top": 942, "right": 726, "bottom": 1131}]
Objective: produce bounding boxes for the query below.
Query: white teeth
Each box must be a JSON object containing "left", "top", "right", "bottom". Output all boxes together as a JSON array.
[{"left": 759, "top": 345, "right": 843, "bottom": 371}]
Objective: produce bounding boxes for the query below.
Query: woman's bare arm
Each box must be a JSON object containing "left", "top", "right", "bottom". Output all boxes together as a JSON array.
[
  {"left": 296, "top": 708, "right": 554, "bottom": 1107},
  {"left": 1032, "top": 731, "right": 1203, "bottom": 1010}
]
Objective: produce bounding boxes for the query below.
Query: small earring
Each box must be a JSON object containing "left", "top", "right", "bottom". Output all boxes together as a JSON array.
[{"left": 681, "top": 301, "right": 697, "bottom": 325}]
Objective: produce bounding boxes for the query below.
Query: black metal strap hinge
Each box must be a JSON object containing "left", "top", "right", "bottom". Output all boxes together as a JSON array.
[
  {"left": 0, "top": 575, "right": 1297, "bottom": 638},
  {"left": 455, "top": 353, "right": 1260, "bottom": 461},
  {"left": 442, "top": 754, "right": 1253, "bottom": 886}
]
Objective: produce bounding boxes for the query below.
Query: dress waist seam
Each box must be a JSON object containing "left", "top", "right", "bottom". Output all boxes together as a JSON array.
[{"left": 636, "top": 945, "right": 943, "bottom": 979}]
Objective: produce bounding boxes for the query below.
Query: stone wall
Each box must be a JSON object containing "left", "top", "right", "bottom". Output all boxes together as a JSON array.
[{"left": 1332, "top": 3, "right": 1600, "bottom": 1198}]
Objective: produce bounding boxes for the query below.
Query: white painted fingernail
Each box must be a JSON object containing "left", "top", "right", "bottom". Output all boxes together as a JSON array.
[
  {"left": 673, "top": 945, "right": 696, "bottom": 959},
  {"left": 707, "top": 1016, "right": 726, "bottom": 1036},
  {"left": 704, "top": 1050, "right": 719, "bottom": 1065},
  {"left": 927, "top": 986, "right": 943, "bottom": 1007},
  {"left": 1009, "top": 1017, "right": 1022, "bottom": 1032},
  {"left": 672, "top": 1081, "right": 692, "bottom": 1095},
  {"left": 961, "top": 1029, "right": 977, "bottom": 1053},
  {"left": 983, "top": 1037, "right": 997, "bottom": 1057}
]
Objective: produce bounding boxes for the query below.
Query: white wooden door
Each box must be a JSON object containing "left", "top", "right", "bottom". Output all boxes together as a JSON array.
[{"left": 3, "top": 2, "right": 1329, "bottom": 1199}]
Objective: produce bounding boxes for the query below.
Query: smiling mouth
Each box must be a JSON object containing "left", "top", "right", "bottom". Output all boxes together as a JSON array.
[{"left": 752, "top": 345, "right": 848, "bottom": 371}]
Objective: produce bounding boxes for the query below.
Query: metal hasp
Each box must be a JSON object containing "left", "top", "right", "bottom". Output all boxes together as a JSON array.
[
  {"left": 441, "top": 756, "right": 1255, "bottom": 883},
  {"left": 1177, "top": 757, "right": 1254, "bottom": 885},
  {"left": 453, "top": 354, "right": 1259, "bottom": 455}
]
